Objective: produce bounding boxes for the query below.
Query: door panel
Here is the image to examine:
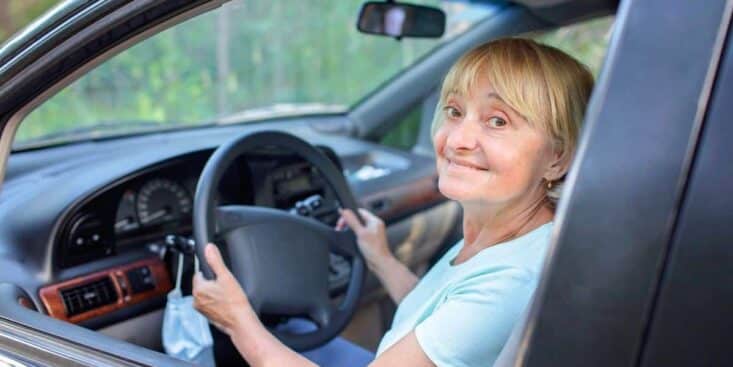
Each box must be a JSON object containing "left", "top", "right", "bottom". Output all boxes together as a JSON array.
[
  {"left": 516, "top": 0, "right": 731, "bottom": 366},
  {"left": 639, "top": 19, "right": 733, "bottom": 366}
]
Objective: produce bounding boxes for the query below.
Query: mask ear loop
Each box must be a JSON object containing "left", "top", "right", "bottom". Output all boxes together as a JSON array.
[{"left": 175, "top": 252, "right": 184, "bottom": 293}]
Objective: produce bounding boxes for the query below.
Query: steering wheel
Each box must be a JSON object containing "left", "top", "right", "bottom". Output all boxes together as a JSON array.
[{"left": 192, "top": 131, "right": 366, "bottom": 351}]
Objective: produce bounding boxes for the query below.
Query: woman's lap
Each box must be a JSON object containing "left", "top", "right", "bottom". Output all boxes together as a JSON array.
[{"left": 278, "top": 318, "right": 374, "bottom": 367}]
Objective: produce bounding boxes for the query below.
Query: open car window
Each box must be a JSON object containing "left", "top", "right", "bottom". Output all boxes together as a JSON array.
[{"left": 12, "top": 0, "right": 501, "bottom": 150}]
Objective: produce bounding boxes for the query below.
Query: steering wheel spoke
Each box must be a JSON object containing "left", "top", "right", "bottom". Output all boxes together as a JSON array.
[{"left": 215, "top": 205, "right": 334, "bottom": 236}]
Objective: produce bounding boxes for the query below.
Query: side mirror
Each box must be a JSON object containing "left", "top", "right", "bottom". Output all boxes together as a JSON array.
[{"left": 357, "top": 1, "right": 446, "bottom": 39}]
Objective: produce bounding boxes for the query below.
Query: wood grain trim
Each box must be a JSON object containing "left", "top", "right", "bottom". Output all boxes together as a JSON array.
[
  {"left": 39, "top": 257, "right": 171, "bottom": 324},
  {"left": 361, "top": 175, "right": 445, "bottom": 221}
]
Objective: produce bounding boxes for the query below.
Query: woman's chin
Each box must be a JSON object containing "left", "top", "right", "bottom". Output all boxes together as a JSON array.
[{"left": 437, "top": 177, "right": 480, "bottom": 201}]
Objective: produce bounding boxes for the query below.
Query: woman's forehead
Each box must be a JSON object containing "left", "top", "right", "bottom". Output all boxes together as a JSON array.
[{"left": 446, "top": 86, "right": 508, "bottom": 106}]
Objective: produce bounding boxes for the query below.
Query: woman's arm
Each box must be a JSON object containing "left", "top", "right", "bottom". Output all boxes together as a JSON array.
[
  {"left": 338, "top": 209, "right": 418, "bottom": 304},
  {"left": 193, "top": 244, "right": 316, "bottom": 367},
  {"left": 369, "top": 332, "right": 435, "bottom": 367},
  {"left": 370, "top": 251, "right": 418, "bottom": 304}
]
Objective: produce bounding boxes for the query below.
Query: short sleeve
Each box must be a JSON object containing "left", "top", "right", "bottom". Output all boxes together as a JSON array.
[{"left": 414, "top": 267, "right": 536, "bottom": 367}]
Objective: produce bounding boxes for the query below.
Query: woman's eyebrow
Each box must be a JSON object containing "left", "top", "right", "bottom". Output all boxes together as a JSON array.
[
  {"left": 487, "top": 92, "right": 506, "bottom": 104},
  {"left": 487, "top": 92, "right": 529, "bottom": 122}
]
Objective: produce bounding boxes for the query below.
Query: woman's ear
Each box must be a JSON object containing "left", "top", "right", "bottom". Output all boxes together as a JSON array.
[{"left": 544, "top": 147, "right": 570, "bottom": 182}]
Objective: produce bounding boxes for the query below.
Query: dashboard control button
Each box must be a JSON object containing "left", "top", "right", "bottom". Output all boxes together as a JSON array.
[
  {"left": 126, "top": 266, "right": 156, "bottom": 294},
  {"left": 296, "top": 204, "right": 311, "bottom": 216},
  {"left": 309, "top": 198, "right": 322, "bottom": 210}
]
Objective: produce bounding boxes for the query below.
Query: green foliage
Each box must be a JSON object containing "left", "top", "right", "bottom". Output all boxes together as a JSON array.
[
  {"left": 381, "top": 107, "right": 422, "bottom": 150},
  {"left": 0, "top": 0, "right": 59, "bottom": 41},
  {"left": 534, "top": 16, "right": 614, "bottom": 76},
  {"left": 15, "top": 0, "right": 444, "bottom": 145}
]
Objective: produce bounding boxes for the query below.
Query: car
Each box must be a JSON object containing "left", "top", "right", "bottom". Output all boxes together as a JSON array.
[{"left": 0, "top": 0, "right": 730, "bottom": 366}]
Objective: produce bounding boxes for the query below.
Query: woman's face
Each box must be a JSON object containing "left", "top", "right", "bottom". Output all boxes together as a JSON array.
[{"left": 433, "top": 77, "right": 558, "bottom": 207}]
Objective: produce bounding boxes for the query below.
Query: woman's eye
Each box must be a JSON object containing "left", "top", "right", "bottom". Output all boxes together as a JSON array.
[
  {"left": 444, "top": 106, "right": 461, "bottom": 118},
  {"left": 487, "top": 116, "right": 507, "bottom": 128}
]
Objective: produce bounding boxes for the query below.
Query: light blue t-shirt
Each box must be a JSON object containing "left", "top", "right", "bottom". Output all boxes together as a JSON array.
[{"left": 375, "top": 222, "right": 553, "bottom": 367}]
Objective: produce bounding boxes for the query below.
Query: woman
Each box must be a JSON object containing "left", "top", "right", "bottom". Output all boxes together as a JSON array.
[{"left": 192, "top": 38, "right": 594, "bottom": 366}]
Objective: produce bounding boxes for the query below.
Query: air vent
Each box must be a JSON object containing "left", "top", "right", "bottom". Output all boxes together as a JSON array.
[{"left": 60, "top": 277, "right": 118, "bottom": 317}]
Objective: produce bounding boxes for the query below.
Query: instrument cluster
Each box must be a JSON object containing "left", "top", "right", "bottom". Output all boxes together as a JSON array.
[
  {"left": 114, "top": 178, "right": 193, "bottom": 236},
  {"left": 58, "top": 149, "right": 342, "bottom": 268}
]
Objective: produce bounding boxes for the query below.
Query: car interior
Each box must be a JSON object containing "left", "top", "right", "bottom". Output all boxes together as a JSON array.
[{"left": 7, "top": 0, "right": 731, "bottom": 366}]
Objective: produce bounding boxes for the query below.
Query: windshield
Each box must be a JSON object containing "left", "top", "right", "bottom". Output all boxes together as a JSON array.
[{"left": 13, "top": 0, "right": 498, "bottom": 149}]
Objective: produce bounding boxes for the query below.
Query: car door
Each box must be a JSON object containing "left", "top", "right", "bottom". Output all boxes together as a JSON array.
[{"left": 497, "top": 0, "right": 733, "bottom": 366}]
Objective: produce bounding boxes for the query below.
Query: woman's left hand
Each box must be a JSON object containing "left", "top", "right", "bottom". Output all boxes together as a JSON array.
[{"left": 192, "top": 243, "right": 254, "bottom": 335}]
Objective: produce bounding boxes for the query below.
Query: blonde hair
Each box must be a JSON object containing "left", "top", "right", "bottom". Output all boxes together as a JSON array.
[{"left": 432, "top": 38, "right": 594, "bottom": 204}]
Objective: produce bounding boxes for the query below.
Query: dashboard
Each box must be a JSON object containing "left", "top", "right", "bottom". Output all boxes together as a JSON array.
[
  {"left": 1, "top": 122, "right": 443, "bottom": 330},
  {"left": 38, "top": 147, "right": 354, "bottom": 325}
]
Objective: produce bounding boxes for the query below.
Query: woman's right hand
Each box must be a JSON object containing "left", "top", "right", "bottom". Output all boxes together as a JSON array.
[{"left": 337, "top": 208, "right": 393, "bottom": 271}]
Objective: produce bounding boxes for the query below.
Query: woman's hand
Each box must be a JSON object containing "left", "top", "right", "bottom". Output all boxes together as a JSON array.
[
  {"left": 338, "top": 208, "right": 419, "bottom": 304},
  {"left": 337, "top": 208, "right": 393, "bottom": 271},
  {"left": 192, "top": 243, "right": 254, "bottom": 336}
]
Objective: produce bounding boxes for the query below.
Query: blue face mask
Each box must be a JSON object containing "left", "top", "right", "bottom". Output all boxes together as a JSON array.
[{"left": 162, "top": 254, "right": 216, "bottom": 367}]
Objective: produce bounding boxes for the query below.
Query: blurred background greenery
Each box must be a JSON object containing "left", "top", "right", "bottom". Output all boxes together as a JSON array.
[
  {"left": 0, "top": 0, "right": 58, "bottom": 41},
  {"left": 1, "top": 1, "right": 613, "bottom": 150}
]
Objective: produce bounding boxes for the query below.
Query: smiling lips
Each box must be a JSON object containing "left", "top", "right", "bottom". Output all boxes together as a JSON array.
[{"left": 446, "top": 157, "right": 489, "bottom": 171}]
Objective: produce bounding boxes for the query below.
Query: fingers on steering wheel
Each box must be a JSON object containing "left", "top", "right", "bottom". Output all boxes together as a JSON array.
[
  {"left": 335, "top": 215, "right": 346, "bottom": 231},
  {"left": 339, "top": 208, "right": 365, "bottom": 233},
  {"left": 204, "top": 243, "right": 230, "bottom": 278},
  {"left": 357, "top": 208, "right": 378, "bottom": 223}
]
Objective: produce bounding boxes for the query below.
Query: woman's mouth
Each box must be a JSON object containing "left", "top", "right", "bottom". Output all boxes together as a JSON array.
[{"left": 446, "top": 158, "right": 489, "bottom": 171}]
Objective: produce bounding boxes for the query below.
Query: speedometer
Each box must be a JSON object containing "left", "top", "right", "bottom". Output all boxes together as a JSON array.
[{"left": 136, "top": 178, "right": 192, "bottom": 227}]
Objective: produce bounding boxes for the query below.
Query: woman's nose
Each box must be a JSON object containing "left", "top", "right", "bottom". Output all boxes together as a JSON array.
[{"left": 445, "top": 119, "right": 479, "bottom": 151}]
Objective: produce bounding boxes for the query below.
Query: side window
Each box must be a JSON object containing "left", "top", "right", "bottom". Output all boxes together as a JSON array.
[
  {"left": 380, "top": 107, "right": 422, "bottom": 151},
  {"left": 531, "top": 16, "right": 615, "bottom": 76}
]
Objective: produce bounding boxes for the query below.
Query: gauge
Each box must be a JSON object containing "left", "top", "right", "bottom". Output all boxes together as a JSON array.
[
  {"left": 115, "top": 190, "right": 140, "bottom": 234},
  {"left": 136, "top": 178, "right": 192, "bottom": 227}
]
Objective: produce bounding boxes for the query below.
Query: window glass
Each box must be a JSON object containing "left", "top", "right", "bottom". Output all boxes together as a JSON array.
[
  {"left": 14, "top": 0, "right": 499, "bottom": 149},
  {"left": 380, "top": 107, "right": 422, "bottom": 150}
]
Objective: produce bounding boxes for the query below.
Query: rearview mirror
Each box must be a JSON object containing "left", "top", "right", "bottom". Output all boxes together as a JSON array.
[{"left": 357, "top": 1, "right": 446, "bottom": 39}]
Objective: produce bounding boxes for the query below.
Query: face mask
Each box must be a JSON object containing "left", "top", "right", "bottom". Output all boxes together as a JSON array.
[{"left": 162, "top": 253, "right": 216, "bottom": 367}]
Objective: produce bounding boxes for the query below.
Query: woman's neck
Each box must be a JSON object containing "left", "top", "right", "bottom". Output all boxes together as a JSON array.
[{"left": 460, "top": 190, "right": 554, "bottom": 251}]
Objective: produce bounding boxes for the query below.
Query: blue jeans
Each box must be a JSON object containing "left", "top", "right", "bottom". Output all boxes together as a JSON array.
[{"left": 278, "top": 319, "right": 375, "bottom": 367}]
